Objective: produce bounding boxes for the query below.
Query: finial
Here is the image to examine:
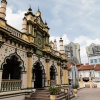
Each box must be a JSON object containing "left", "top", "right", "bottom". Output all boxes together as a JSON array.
[
  {"left": 28, "top": 4, "right": 32, "bottom": 11},
  {"left": 60, "top": 35, "right": 62, "bottom": 39},
  {"left": 1, "top": 0, "right": 7, "bottom": 3},
  {"left": 38, "top": 6, "right": 40, "bottom": 12},
  {"left": 45, "top": 20, "right": 47, "bottom": 25}
]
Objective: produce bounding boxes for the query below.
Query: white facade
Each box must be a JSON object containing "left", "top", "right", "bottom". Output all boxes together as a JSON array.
[
  {"left": 88, "top": 56, "right": 100, "bottom": 65},
  {"left": 79, "top": 70, "right": 94, "bottom": 78},
  {"left": 94, "top": 71, "right": 100, "bottom": 77},
  {"left": 86, "top": 43, "right": 100, "bottom": 65}
]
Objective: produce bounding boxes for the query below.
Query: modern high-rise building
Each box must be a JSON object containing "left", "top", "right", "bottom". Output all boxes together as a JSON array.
[
  {"left": 64, "top": 42, "right": 81, "bottom": 64},
  {"left": 86, "top": 43, "right": 100, "bottom": 65}
]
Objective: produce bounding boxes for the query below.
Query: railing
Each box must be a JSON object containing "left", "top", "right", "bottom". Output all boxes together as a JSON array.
[
  {"left": 1, "top": 80, "right": 22, "bottom": 91},
  {"left": 5, "top": 26, "right": 22, "bottom": 38}
]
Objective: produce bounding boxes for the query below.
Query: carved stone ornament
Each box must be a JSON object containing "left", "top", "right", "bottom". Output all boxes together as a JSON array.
[
  {"left": 0, "top": 41, "right": 4, "bottom": 48},
  {"left": 45, "top": 58, "right": 50, "bottom": 63},
  {"left": 27, "top": 52, "right": 33, "bottom": 57},
  {"left": 57, "top": 61, "right": 61, "bottom": 66}
]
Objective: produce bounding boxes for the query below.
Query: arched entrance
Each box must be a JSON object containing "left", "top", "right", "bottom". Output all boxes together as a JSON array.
[
  {"left": 50, "top": 66, "right": 56, "bottom": 80},
  {"left": 2, "top": 55, "right": 22, "bottom": 79},
  {"left": 33, "top": 62, "right": 45, "bottom": 88}
]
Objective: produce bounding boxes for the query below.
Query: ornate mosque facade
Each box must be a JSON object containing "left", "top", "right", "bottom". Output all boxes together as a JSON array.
[{"left": 0, "top": 0, "right": 68, "bottom": 99}]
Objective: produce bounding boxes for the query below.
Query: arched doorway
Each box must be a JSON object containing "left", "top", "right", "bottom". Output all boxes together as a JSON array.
[
  {"left": 33, "top": 62, "right": 45, "bottom": 88},
  {"left": 2, "top": 55, "right": 22, "bottom": 79},
  {"left": 50, "top": 66, "right": 56, "bottom": 80}
]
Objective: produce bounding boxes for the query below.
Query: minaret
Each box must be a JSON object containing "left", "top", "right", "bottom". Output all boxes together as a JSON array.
[
  {"left": 50, "top": 41, "right": 54, "bottom": 49},
  {"left": 59, "top": 37, "right": 64, "bottom": 53},
  {"left": 53, "top": 39, "right": 57, "bottom": 51},
  {"left": 22, "top": 17, "right": 27, "bottom": 33},
  {"left": 0, "top": 0, "right": 7, "bottom": 19},
  {"left": 36, "top": 7, "right": 41, "bottom": 16}
]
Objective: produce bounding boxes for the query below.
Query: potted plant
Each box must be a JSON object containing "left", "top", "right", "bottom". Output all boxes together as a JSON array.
[
  {"left": 49, "top": 86, "right": 60, "bottom": 100},
  {"left": 72, "top": 84, "right": 79, "bottom": 97}
]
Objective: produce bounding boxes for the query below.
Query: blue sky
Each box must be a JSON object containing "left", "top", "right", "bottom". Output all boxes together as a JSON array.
[{"left": 5, "top": 0, "right": 100, "bottom": 63}]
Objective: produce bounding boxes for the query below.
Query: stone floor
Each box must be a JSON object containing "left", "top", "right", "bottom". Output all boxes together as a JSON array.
[{"left": 71, "top": 88, "right": 100, "bottom": 100}]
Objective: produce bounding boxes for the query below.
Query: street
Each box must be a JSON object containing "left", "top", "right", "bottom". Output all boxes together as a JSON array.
[{"left": 71, "top": 88, "right": 100, "bottom": 100}]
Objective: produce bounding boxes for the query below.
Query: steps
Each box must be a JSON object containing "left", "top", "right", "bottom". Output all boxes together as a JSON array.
[
  {"left": 25, "top": 89, "right": 67, "bottom": 100},
  {"left": 57, "top": 92, "right": 66, "bottom": 100},
  {"left": 25, "top": 89, "right": 50, "bottom": 100}
]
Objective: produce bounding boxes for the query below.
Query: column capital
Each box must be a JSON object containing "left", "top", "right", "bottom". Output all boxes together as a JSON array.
[
  {"left": 21, "top": 71, "right": 27, "bottom": 74},
  {"left": 45, "top": 58, "right": 50, "bottom": 63},
  {"left": 27, "top": 52, "right": 33, "bottom": 57}
]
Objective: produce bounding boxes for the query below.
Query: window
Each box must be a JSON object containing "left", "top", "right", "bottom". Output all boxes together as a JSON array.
[
  {"left": 91, "top": 59, "right": 93, "bottom": 63},
  {"left": 99, "top": 58, "right": 100, "bottom": 62},
  {"left": 94, "top": 59, "right": 97, "bottom": 63}
]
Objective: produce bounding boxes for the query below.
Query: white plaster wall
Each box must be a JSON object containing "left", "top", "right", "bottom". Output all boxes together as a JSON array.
[
  {"left": 0, "top": 43, "right": 28, "bottom": 71},
  {"left": 0, "top": 44, "right": 15, "bottom": 68},
  {"left": 40, "top": 57, "right": 46, "bottom": 72},
  {"left": 79, "top": 71, "right": 90, "bottom": 77},
  {"left": 95, "top": 71, "right": 100, "bottom": 77},
  {"left": 0, "top": 43, "right": 28, "bottom": 88},
  {"left": 33, "top": 54, "right": 38, "bottom": 65}
]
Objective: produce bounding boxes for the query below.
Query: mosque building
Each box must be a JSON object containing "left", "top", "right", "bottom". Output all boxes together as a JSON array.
[{"left": 0, "top": 0, "right": 68, "bottom": 99}]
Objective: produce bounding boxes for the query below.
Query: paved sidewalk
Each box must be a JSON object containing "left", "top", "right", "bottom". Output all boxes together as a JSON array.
[{"left": 71, "top": 88, "right": 100, "bottom": 100}]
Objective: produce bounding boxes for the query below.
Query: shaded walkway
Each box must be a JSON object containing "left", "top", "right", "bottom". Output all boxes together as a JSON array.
[{"left": 72, "top": 88, "right": 100, "bottom": 100}]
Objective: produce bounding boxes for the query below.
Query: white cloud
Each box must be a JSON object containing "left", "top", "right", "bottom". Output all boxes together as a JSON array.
[{"left": 6, "top": 7, "right": 26, "bottom": 30}]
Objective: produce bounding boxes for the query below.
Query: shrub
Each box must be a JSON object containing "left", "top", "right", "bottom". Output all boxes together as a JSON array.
[
  {"left": 72, "top": 84, "right": 79, "bottom": 89},
  {"left": 49, "top": 87, "right": 61, "bottom": 95}
]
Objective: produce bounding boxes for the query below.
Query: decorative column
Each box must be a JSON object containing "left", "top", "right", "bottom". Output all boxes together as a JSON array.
[
  {"left": 0, "top": 0, "right": 7, "bottom": 19},
  {"left": 53, "top": 39, "right": 57, "bottom": 51},
  {"left": 45, "top": 59, "right": 50, "bottom": 86},
  {"left": 22, "top": 17, "right": 27, "bottom": 33},
  {"left": 63, "top": 68, "right": 68, "bottom": 85},
  {"left": 0, "top": 70, "right": 2, "bottom": 90},
  {"left": 59, "top": 37, "right": 64, "bottom": 54},
  {"left": 57, "top": 62, "right": 61, "bottom": 85},
  {"left": 27, "top": 52, "right": 33, "bottom": 88},
  {"left": 21, "top": 71, "right": 27, "bottom": 89}
]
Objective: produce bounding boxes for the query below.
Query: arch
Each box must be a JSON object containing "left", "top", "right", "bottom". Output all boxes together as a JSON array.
[
  {"left": 33, "top": 60, "right": 44, "bottom": 70},
  {"left": 32, "top": 60, "right": 45, "bottom": 88},
  {"left": 1, "top": 52, "right": 25, "bottom": 71},
  {"left": 50, "top": 65, "right": 57, "bottom": 80},
  {"left": 2, "top": 53, "right": 25, "bottom": 79}
]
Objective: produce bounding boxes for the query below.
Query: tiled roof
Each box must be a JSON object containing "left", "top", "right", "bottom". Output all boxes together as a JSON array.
[
  {"left": 94, "top": 64, "right": 100, "bottom": 71},
  {"left": 76, "top": 64, "right": 83, "bottom": 70},
  {"left": 78, "top": 64, "right": 94, "bottom": 71}
]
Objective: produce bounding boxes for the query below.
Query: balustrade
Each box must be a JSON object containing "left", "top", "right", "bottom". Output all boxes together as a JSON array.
[
  {"left": 1, "top": 80, "right": 22, "bottom": 91},
  {"left": 5, "top": 26, "right": 22, "bottom": 38}
]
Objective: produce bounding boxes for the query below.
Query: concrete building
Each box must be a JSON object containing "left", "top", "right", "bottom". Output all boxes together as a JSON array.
[
  {"left": 64, "top": 42, "right": 81, "bottom": 64},
  {"left": 86, "top": 43, "right": 100, "bottom": 65},
  {"left": 0, "top": 0, "right": 68, "bottom": 99}
]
